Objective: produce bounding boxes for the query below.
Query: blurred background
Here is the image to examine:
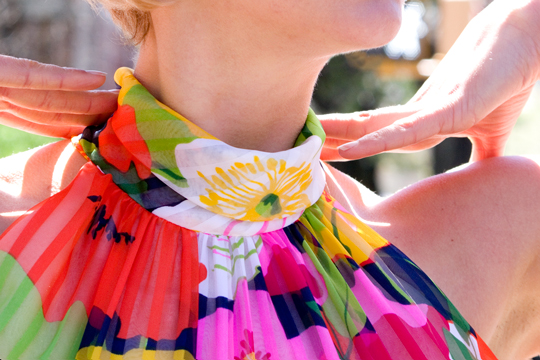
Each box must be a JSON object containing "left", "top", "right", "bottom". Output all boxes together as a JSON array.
[{"left": 0, "top": 0, "right": 539, "bottom": 197}]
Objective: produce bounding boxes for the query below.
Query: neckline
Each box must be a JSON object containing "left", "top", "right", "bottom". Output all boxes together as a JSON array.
[
  {"left": 77, "top": 68, "right": 327, "bottom": 235},
  {"left": 114, "top": 68, "right": 326, "bottom": 151}
]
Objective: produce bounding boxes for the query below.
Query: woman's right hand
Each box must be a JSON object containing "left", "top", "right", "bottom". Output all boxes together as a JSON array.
[{"left": 0, "top": 55, "right": 118, "bottom": 138}]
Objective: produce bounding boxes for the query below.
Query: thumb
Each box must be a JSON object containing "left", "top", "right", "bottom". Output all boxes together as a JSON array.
[{"left": 470, "top": 136, "right": 506, "bottom": 162}]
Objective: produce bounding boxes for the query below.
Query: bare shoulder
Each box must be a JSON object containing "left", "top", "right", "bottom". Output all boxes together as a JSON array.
[
  {"left": 382, "top": 156, "right": 540, "bottom": 359},
  {"left": 381, "top": 155, "right": 540, "bottom": 254},
  {"left": 0, "top": 140, "right": 87, "bottom": 234},
  {"left": 384, "top": 155, "right": 540, "bottom": 226},
  {"left": 325, "top": 156, "right": 540, "bottom": 359},
  {"left": 326, "top": 155, "right": 540, "bottom": 251},
  {"left": 326, "top": 156, "right": 540, "bottom": 262}
]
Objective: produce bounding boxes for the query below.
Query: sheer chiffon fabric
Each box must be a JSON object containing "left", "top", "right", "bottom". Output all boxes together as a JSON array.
[
  {"left": 0, "top": 68, "right": 498, "bottom": 360},
  {"left": 0, "top": 164, "right": 497, "bottom": 360}
]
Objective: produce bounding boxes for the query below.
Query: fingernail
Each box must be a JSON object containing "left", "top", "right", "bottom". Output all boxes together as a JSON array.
[
  {"left": 87, "top": 70, "right": 107, "bottom": 76},
  {"left": 338, "top": 142, "right": 356, "bottom": 152}
]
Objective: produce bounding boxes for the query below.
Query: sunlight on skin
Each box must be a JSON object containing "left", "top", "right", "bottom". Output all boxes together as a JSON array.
[
  {"left": 51, "top": 142, "right": 78, "bottom": 194},
  {"left": 0, "top": 180, "right": 23, "bottom": 197},
  {"left": 0, "top": 210, "right": 33, "bottom": 217},
  {"left": 361, "top": 219, "right": 392, "bottom": 227},
  {"left": 322, "top": 162, "right": 363, "bottom": 216},
  {"left": 322, "top": 162, "right": 391, "bottom": 227}
]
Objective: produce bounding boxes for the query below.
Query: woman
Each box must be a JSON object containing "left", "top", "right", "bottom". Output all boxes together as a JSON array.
[{"left": 0, "top": 0, "right": 539, "bottom": 359}]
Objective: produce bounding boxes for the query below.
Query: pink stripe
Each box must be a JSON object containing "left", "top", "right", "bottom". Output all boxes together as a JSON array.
[
  {"left": 212, "top": 249, "right": 231, "bottom": 259},
  {"left": 223, "top": 220, "right": 241, "bottom": 236},
  {"left": 256, "top": 221, "right": 269, "bottom": 235}
]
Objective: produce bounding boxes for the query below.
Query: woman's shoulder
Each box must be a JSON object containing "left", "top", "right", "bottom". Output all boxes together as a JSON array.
[
  {"left": 0, "top": 140, "right": 87, "bottom": 233},
  {"left": 382, "top": 155, "right": 540, "bottom": 239},
  {"left": 326, "top": 155, "right": 540, "bottom": 282},
  {"left": 326, "top": 155, "right": 540, "bottom": 234},
  {"left": 325, "top": 156, "right": 540, "bottom": 358}
]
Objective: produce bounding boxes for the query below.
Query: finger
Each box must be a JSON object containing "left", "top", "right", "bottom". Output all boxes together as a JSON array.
[
  {"left": 389, "top": 136, "right": 445, "bottom": 153},
  {"left": 320, "top": 146, "right": 347, "bottom": 162},
  {"left": 323, "top": 137, "right": 349, "bottom": 150},
  {"left": 0, "top": 102, "right": 111, "bottom": 126},
  {"left": 0, "top": 88, "right": 119, "bottom": 115},
  {"left": 0, "top": 113, "right": 85, "bottom": 139},
  {"left": 319, "top": 104, "right": 420, "bottom": 141},
  {"left": 337, "top": 108, "right": 449, "bottom": 159},
  {"left": 0, "top": 55, "right": 107, "bottom": 91}
]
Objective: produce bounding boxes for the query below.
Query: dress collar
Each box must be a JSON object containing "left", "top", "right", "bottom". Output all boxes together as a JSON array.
[{"left": 78, "top": 68, "right": 326, "bottom": 236}]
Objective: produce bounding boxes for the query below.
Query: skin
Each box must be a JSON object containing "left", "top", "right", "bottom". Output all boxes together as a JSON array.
[
  {"left": 134, "top": 0, "right": 402, "bottom": 152},
  {"left": 1, "top": 0, "right": 540, "bottom": 358},
  {"left": 0, "top": 55, "right": 118, "bottom": 137}
]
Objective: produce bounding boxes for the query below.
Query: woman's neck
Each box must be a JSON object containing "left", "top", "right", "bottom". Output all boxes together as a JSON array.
[{"left": 134, "top": 4, "right": 330, "bottom": 153}]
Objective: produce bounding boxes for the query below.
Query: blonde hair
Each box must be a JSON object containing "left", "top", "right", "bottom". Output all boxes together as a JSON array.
[{"left": 86, "top": 0, "right": 177, "bottom": 44}]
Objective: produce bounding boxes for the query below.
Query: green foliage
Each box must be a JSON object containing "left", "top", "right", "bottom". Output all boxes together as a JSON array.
[
  {"left": 313, "top": 55, "right": 383, "bottom": 113},
  {"left": 313, "top": 55, "right": 419, "bottom": 113},
  {"left": 0, "top": 125, "right": 58, "bottom": 159}
]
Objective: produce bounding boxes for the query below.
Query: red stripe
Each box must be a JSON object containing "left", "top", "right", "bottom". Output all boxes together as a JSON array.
[
  {"left": 8, "top": 186, "right": 71, "bottom": 259},
  {"left": 477, "top": 335, "right": 499, "bottom": 360},
  {"left": 147, "top": 222, "right": 179, "bottom": 339},
  {"left": 116, "top": 216, "right": 159, "bottom": 339},
  {"left": 178, "top": 228, "right": 199, "bottom": 330},
  {"left": 104, "top": 205, "right": 146, "bottom": 316},
  {"left": 26, "top": 173, "right": 105, "bottom": 281},
  {"left": 39, "top": 167, "right": 113, "bottom": 316},
  {"left": 89, "top": 190, "right": 132, "bottom": 314}
]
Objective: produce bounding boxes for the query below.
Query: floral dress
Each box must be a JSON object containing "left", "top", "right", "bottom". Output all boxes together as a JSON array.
[{"left": 0, "top": 68, "right": 498, "bottom": 360}]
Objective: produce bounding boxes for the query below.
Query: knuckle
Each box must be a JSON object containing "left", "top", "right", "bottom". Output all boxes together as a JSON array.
[
  {"left": 0, "top": 87, "right": 10, "bottom": 99},
  {"left": 394, "top": 120, "right": 416, "bottom": 132},
  {"left": 22, "top": 71, "right": 32, "bottom": 88},
  {"left": 51, "top": 112, "right": 63, "bottom": 124},
  {"left": 349, "top": 118, "right": 368, "bottom": 139},
  {"left": 38, "top": 92, "right": 52, "bottom": 110},
  {"left": 85, "top": 97, "right": 94, "bottom": 114},
  {"left": 58, "top": 73, "right": 65, "bottom": 90}
]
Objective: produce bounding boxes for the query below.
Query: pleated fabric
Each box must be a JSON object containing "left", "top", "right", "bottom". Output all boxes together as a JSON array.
[
  {"left": 0, "top": 67, "right": 498, "bottom": 359},
  {"left": 0, "top": 163, "right": 498, "bottom": 360}
]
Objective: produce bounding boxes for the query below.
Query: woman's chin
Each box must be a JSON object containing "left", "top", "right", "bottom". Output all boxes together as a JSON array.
[{"left": 329, "top": 2, "right": 403, "bottom": 54}]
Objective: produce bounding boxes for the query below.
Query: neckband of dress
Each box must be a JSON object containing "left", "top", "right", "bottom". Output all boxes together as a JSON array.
[{"left": 76, "top": 68, "right": 327, "bottom": 236}]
